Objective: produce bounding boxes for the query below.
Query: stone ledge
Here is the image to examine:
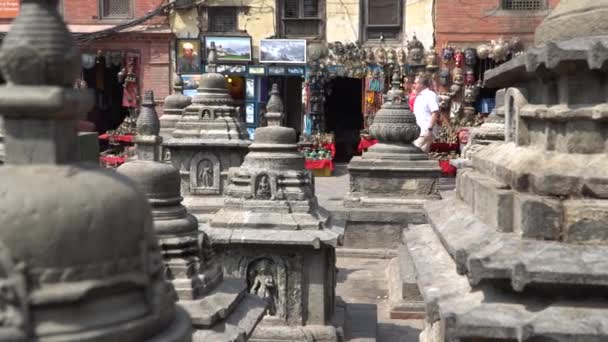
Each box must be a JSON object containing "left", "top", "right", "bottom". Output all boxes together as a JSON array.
[
  {"left": 404, "top": 225, "right": 608, "bottom": 341},
  {"left": 387, "top": 250, "right": 425, "bottom": 320},
  {"left": 204, "top": 227, "right": 344, "bottom": 248},
  {"left": 192, "top": 292, "right": 267, "bottom": 342}
]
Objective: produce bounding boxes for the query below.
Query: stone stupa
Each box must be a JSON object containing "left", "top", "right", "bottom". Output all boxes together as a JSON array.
[
  {"left": 118, "top": 90, "right": 267, "bottom": 341},
  {"left": 160, "top": 73, "right": 191, "bottom": 143},
  {"left": 164, "top": 43, "right": 250, "bottom": 223},
  {"left": 0, "top": 1, "right": 192, "bottom": 340},
  {"left": 406, "top": 1, "right": 608, "bottom": 341},
  {"left": 206, "top": 84, "right": 345, "bottom": 342}
]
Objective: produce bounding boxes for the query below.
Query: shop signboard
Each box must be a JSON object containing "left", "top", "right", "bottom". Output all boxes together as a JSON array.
[
  {"left": 204, "top": 36, "right": 253, "bottom": 63},
  {"left": 215, "top": 64, "right": 247, "bottom": 75},
  {"left": 267, "top": 66, "right": 286, "bottom": 75},
  {"left": 286, "top": 66, "right": 305, "bottom": 76},
  {"left": 245, "top": 103, "right": 255, "bottom": 124},
  {"left": 245, "top": 78, "right": 255, "bottom": 99},
  {"left": 0, "top": 0, "right": 19, "bottom": 18},
  {"left": 260, "top": 39, "right": 307, "bottom": 64},
  {"left": 247, "top": 66, "right": 266, "bottom": 76}
]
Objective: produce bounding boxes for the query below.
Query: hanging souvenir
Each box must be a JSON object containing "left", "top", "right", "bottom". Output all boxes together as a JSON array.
[
  {"left": 465, "top": 70, "right": 476, "bottom": 85},
  {"left": 438, "top": 93, "right": 452, "bottom": 111},
  {"left": 406, "top": 34, "right": 425, "bottom": 66},
  {"left": 438, "top": 68, "right": 451, "bottom": 87},
  {"left": 463, "top": 85, "right": 478, "bottom": 104},
  {"left": 476, "top": 44, "right": 491, "bottom": 60},
  {"left": 454, "top": 49, "right": 465, "bottom": 68},
  {"left": 491, "top": 37, "right": 509, "bottom": 62},
  {"left": 375, "top": 47, "right": 387, "bottom": 66},
  {"left": 365, "top": 48, "right": 375, "bottom": 65},
  {"left": 397, "top": 48, "right": 407, "bottom": 67},
  {"left": 386, "top": 48, "right": 397, "bottom": 66},
  {"left": 464, "top": 48, "right": 477, "bottom": 66},
  {"left": 425, "top": 46, "right": 439, "bottom": 72},
  {"left": 452, "top": 67, "right": 464, "bottom": 85},
  {"left": 441, "top": 44, "right": 455, "bottom": 64},
  {"left": 118, "top": 53, "right": 140, "bottom": 108},
  {"left": 81, "top": 53, "right": 95, "bottom": 69},
  {"left": 111, "top": 51, "right": 123, "bottom": 67}
]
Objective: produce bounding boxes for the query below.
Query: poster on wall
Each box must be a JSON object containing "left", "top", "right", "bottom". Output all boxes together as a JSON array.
[
  {"left": 245, "top": 103, "right": 255, "bottom": 124},
  {"left": 259, "top": 39, "right": 307, "bottom": 64},
  {"left": 246, "top": 78, "right": 255, "bottom": 99},
  {"left": 247, "top": 127, "right": 256, "bottom": 140},
  {"left": 182, "top": 75, "right": 202, "bottom": 97},
  {"left": 204, "top": 36, "right": 253, "bottom": 63},
  {"left": 176, "top": 39, "right": 202, "bottom": 74},
  {"left": 0, "top": 0, "right": 19, "bottom": 18}
]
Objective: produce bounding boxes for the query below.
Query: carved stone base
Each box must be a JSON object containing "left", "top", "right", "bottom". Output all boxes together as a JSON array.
[{"left": 249, "top": 324, "right": 342, "bottom": 342}]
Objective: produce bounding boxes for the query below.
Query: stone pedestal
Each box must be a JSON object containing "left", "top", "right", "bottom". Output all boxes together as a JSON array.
[
  {"left": 118, "top": 91, "right": 266, "bottom": 341},
  {"left": 406, "top": 2, "right": 608, "bottom": 340},
  {"left": 206, "top": 85, "right": 346, "bottom": 342},
  {"left": 164, "top": 52, "right": 250, "bottom": 223}
]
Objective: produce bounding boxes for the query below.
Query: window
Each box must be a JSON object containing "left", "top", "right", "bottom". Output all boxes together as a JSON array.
[
  {"left": 100, "top": 0, "right": 132, "bottom": 19},
  {"left": 501, "top": 0, "right": 544, "bottom": 11},
  {"left": 363, "top": 0, "right": 402, "bottom": 41},
  {"left": 281, "top": 0, "right": 322, "bottom": 38},
  {"left": 208, "top": 7, "right": 238, "bottom": 33}
]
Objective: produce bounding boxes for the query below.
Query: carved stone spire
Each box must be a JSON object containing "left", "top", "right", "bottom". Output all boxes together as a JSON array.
[
  {"left": 265, "top": 83, "right": 284, "bottom": 127},
  {"left": 0, "top": 0, "right": 192, "bottom": 340},
  {"left": 135, "top": 90, "right": 162, "bottom": 161},
  {"left": 207, "top": 41, "right": 218, "bottom": 73},
  {"left": 160, "top": 74, "right": 191, "bottom": 140}
]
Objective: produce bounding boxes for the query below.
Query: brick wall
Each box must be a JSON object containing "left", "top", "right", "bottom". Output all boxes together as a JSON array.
[
  {"left": 63, "top": 0, "right": 165, "bottom": 24},
  {"left": 435, "top": 0, "right": 560, "bottom": 49}
]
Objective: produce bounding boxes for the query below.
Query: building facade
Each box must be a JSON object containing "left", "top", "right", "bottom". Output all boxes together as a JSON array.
[{"left": 0, "top": 0, "right": 172, "bottom": 134}]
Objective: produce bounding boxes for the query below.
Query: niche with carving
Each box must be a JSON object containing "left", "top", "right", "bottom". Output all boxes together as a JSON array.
[{"left": 189, "top": 152, "right": 221, "bottom": 195}]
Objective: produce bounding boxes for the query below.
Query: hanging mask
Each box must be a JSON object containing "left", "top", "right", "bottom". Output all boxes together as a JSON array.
[
  {"left": 81, "top": 53, "right": 95, "bottom": 70},
  {"left": 439, "top": 68, "right": 451, "bottom": 86},
  {"left": 454, "top": 50, "right": 465, "bottom": 68},
  {"left": 464, "top": 48, "right": 477, "bottom": 66},
  {"left": 442, "top": 44, "right": 454, "bottom": 63},
  {"left": 465, "top": 70, "right": 476, "bottom": 86}
]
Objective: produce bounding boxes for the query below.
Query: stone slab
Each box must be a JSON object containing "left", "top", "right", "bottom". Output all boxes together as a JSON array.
[
  {"left": 404, "top": 225, "right": 608, "bottom": 341},
  {"left": 192, "top": 292, "right": 267, "bottom": 342},
  {"left": 345, "top": 303, "right": 377, "bottom": 342},
  {"left": 387, "top": 247, "right": 425, "bottom": 320},
  {"left": 204, "top": 226, "right": 343, "bottom": 248}
]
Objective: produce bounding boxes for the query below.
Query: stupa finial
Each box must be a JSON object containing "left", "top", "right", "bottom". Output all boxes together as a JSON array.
[
  {"left": 265, "top": 83, "right": 284, "bottom": 127},
  {"left": 207, "top": 42, "right": 218, "bottom": 72},
  {"left": 135, "top": 90, "right": 162, "bottom": 161}
]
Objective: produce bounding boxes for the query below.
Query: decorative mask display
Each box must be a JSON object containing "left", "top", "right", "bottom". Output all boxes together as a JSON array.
[
  {"left": 442, "top": 44, "right": 455, "bottom": 63},
  {"left": 491, "top": 37, "right": 509, "bottom": 62},
  {"left": 375, "top": 47, "right": 387, "bottom": 66},
  {"left": 425, "top": 46, "right": 439, "bottom": 71},
  {"left": 464, "top": 48, "right": 477, "bottom": 66},
  {"left": 365, "top": 48, "right": 375, "bottom": 65},
  {"left": 438, "top": 93, "right": 452, "bottom": 111},
  {"left": 463, "top": 85, "right": 478, "bottom": 103},
  {"left": 465, "top": 70, "right": 476, "bottom": 85},
  {"left": 452, "top": 67, "right": 464, "bottom": 85},
  {"left": 439, "top": 68, "right": 451, "bottom": 86},
  {"left": 407, "top": 35, "right": 425, "bottom": 65},
  {"left": 476, "top": 44, "right": 491, "bottom": 60},
  {"left": 454, "top": 49, "right": 465, "bottom": 68},
  {"left": 450, "top": 83, "right": 462, "bottom": 94},
  {"left": 397, "top": 49, "right": 407, "bottom": 66},
  {"left": 386, "top": 48, "right": 397, "bottom": 65}
]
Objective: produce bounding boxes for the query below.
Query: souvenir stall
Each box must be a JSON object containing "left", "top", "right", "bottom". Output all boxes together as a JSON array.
[{"left": 79, "top": 50, "right": 140, "bottom": 168}]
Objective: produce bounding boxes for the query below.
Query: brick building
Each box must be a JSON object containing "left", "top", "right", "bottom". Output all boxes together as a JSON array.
[
  {"left": 0, "top": 0, "right": 173, "bottom": 133},
  {"left": 435, "top": 0, "right": 560, "bottom": 49}
]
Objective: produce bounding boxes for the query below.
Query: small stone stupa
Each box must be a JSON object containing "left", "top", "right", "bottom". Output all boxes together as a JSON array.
[
  {"left": 406, "top": 1, "right": 608, "bottom": 341},
  {"left": 118, "top": 91, "right": 267, "bottom": 341},
  {"left": 206, "top": 84, "right": 345, "bottom": 342},
  {"left": 0, "top": 1, "right": 191, "bottom": 340},
  {"left": 160, "top": 73, "right": 191, "bottom": 142},
  {"left": 164, "top": 43, "right": 250, "bottom": 223},
  {"left": 460, "top": 88, "right": 506, "bottom": 160}
]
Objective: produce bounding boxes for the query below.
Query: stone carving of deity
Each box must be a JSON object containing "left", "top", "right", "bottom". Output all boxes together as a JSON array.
[
  {"left": 256, "top": 174, "right": 271, "bottom": 199},
  {"left": 197, "top": 160, "right": 213, "bottom": 188},
  {"left": 248, "top": 259, "right": 278, "bottom": 316},
  {"left": 202, "top": 110, "right": 211, "bottom": 119}
]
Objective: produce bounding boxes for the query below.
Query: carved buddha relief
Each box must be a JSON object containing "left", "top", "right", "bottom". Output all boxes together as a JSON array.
[
  {"left": 197, "top": 159, "right": 213, "bottom": 188},
  {"left": 248, "top": 258, "right": 278, "bottom": 316},
  {"left": 255, "top": 174, "right": 271, "bottom": 200}
]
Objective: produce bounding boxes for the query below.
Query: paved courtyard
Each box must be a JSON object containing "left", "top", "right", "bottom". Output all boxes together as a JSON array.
[{"left": 316, "top": 163, "right": 425, "bottom": 341}]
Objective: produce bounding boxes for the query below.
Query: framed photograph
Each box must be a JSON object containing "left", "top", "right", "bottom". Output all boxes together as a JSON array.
[
  {"left": 248, "top": 65, "right": 266, "bottom": 75},
  {"left": 245, "top": 103, "right": 255, "bottom": 124},
  {"left": 204, "top": 36, "right": 252, "bottom": 63},
  {"left": 182, "top": 75, "right": 202, "bottom": 97},
  {"left": 176, "top": 39, "right": 202, "bottom": 74},
  {"left": 246, "top": 78, "right": 255, "bottom": 99},
  {"left": 260, "top": 39, "right": 307, "bottom": 64}
]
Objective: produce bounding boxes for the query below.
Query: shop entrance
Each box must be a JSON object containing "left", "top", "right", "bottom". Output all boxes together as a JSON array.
[{"left": 324, "top": 77, "right": 363, "bottom": 162}]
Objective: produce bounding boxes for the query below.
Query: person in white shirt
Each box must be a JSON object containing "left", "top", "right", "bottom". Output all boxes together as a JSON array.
[{"left": 412, "top": 74, "right": 440, "bottom": 153}]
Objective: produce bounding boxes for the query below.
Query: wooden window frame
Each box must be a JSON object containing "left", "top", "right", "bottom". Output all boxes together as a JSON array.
[
  {"left": 361, "top": 0, "right": 403, "bottom": 43},
  {"left": 500, "top": 0, "right": 546, "bottom": 11},
  {"left": 207, "top": 6, "right": 239, "bottom": 33},
  {"left": 278, "top": 0, "right": 325, "bottom": 40}
]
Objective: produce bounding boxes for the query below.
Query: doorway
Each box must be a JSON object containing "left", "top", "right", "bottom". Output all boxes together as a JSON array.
[{"left": 324, "top": 77, "right": 363, "bottom": 162}]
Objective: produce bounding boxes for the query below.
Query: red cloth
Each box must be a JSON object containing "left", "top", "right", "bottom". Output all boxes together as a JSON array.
[
  {"left": 98, "top": 134, "right": 134, "bottom": 143},
  {"left": 438, "top": 160, "right": 457, "bottom": 177},
  {"left": 408, "top": 91, "right": 417, "bottom": 110},
  {"left": 100, "top": 156, "right": 126, "bottom": 166},
  {"left": 305, "top": 159, "right": 335, "bottom": 171},
  {"left": 357, "top": 138, "right": 378, "bottom": 153},
  {"left": 322, "top": 143, "right": 336, "bottom": 158},
  {"left": 430, "top": 143, "right": 459, "bottom": 153}
]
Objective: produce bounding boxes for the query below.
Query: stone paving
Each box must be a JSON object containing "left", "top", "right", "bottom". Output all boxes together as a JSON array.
[{"left": 316, "top": 163, "right": 432, "bottom": 341}]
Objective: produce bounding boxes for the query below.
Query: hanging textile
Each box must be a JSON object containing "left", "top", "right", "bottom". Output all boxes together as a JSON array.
[{"left": 118, "top": 52, "right": 140, "bottom": 108}]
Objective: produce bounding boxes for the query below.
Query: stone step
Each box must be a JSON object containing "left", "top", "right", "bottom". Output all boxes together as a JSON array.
[
  {"left": 205, "top": 226, "right": 343, "bottom": 248},
  {"left": 404, "top": 224, "right": 608, "bottom": 341},
  {"left": 387, "top": 245, "right": 426, "bottom": 320},
  {"left": 192, "top": 292, "right": 267, "bottom": 342},
  {"left": 180, "top": 277, "right": 248, "bottom": 328}
]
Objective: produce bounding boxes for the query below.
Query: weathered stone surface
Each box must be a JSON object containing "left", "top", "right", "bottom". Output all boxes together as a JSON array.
[
  {"left": 160, "top": 74, "right": 191, "bottom": 141},
  {"left": 563, "top": 199, "right": 608, "bottom": 243},
  {"left": 0, "top": 2, "right": 192, "bottom": 340},
  {"left": 387, "top": 245, "right": 425, "bottom": 320},
  {"left": 535, "top": 0, "right": 608, "bottom": 45},
  {"left": 512, "top": 192, "right": 563, "bottom": 240}
]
